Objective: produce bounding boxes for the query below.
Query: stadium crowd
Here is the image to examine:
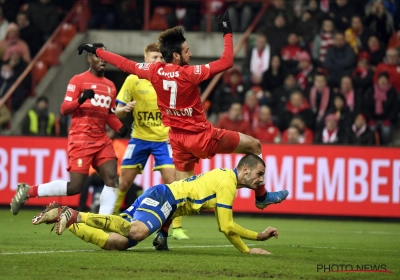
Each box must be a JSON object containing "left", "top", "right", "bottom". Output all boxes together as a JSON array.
[{"left": 1, "top": 0, "right": 400, "bottom": 146}]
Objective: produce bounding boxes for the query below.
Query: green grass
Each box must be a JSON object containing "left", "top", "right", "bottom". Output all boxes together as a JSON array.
[{"left": 0, "top": 209, "right": 399, "bottom": 280}]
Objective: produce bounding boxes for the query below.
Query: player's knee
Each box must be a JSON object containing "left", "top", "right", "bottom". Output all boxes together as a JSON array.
[
  {"left": 66, "top": 182, "right": 83, "bottom": 195},
  {"left": 252, "top": 138, "right": 261, "bottom": 155},
  {"left": 104, "top": 173, "right": 118, "bottom": 188},
  {"left": 119, "top": 179, "right": 131, "bottom": 192},
  {"left": 129, "top": 224, "right": 149, "bottom": 241}
]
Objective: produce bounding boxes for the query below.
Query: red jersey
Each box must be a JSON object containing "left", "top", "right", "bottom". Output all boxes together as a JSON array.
[
  {"left": 96, "top": 34, "right": 234, "bottom": 133},
  {"left": 60, "top": 70, "right": 119, "bottom": 143}
]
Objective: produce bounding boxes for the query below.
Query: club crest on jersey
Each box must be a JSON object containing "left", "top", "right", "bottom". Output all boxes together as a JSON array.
[
  {"left": 194, "top": 65, "right": 201, "bottom": 74},
  {"left": 77, "top": 159, "right": 83, "bottom": 167},
  {"left": 91, "top": 85, "right": 97, "bottom": 89},
  {"left": 67, "top": 84, "right": 75, "bottom": 92},
  {"left": 138, "top": 63, "right": 151, "bottom": 70}
]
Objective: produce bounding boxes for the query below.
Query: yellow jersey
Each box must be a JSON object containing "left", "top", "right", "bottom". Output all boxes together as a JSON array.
[
  {"left": 167, "top": 168, "right": 259, "bottom": 253},
  {"left": 116, "top": 75, "right": 169, "bottom": 141}
]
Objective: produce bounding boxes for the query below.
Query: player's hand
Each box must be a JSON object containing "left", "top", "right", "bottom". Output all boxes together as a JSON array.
[
  {"left": 216, "top": 11, "right": 232, "bottom": 36},
  {"left": 248, "top": 248, "right": 272, "bottom": 255},
  {"left": 258, "top": 227, "right": 278, "bottom": 241},
  {"left": 123, "top": 101, "right": 136, "bottom": 113},
  {"left": 77, "top": 43, "right": 98, "bottom": 55},
  {"left": 118, "top": 125, "right": 128, "bottom": 138},
  {"left": 78, "top": 89, "right": 95, "bottom": 104}
]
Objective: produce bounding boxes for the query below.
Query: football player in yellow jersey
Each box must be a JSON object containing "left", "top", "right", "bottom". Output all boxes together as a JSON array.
[
  {"left": 114, "top": 43, "right": 189, "bottom": 240},
  {"left": 34, "top": 154, "right": 281, "bottom": 255}
]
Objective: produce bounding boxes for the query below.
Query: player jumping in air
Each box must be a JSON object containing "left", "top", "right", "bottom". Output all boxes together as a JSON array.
[
  {"left": 33, "top": 154, "right": 278, "bottom": 254},
  {"left": 11, "top": 43, "right": 127, "bottom": 215},
  {"left": 114, "top": 43, "right": 188, "bottom": 240},
  {"left": 77, "top": 12, "right": 288, "bottom": 242}
]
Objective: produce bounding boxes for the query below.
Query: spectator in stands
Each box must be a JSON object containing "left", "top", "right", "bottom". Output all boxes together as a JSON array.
[
  {"left": 200, "top": 0, "right": 226, "bottom": 31},
  {"left": 365, "top": 0, "right": 395, "bottom": 45},
  {"left": 16, "top": 11, "right": 42, "bottom": 57},
  {"left": 324, "top": 32, "right": 356, "bottom": 88},
  {"left": 294, "top": 8, "right": 318, "bottom": 48},
  {"left": 0, "top": 23, "right": 31, "bottom": 63},
  {"left": 168, "top": 2, "right": 202, "bottom": 31},
  {"left": 311, "top": 18, "right": 335, "bottom": 66},
  {"left": 296, "top": 51, "right": 316, "bottom": 92},
  {"left": 212, "top": 67, "right": 247, "bottom": 117},
  {"left": 323, "top": 93, "right": 353, "bottom": 131},
  {"left": 0, "top": 103, "right": 10, "bottom": 129},
  {"left": 215, "top": 101, "right": 251, "bottom": 135},
  {"left": 0, "top": 52, "right": 31, "bottom": 111},
  {"left": 314, "top": 114, "right": 346, "bottom": 144},
  {"left": 345, "top": 15, "right": 373, "bottom": 54},
  {"left": 363, "top": 72, "right": 399, "bottom": 145},
  {"left": 242, "top": 90, "right": 261, "bottom": 127},
  {"left": 271, "top": 73, "right": 300, "bottom": 116},
  {"left": 263, "top": 0, "right": 296, "bottom": 29},
  {"left": 281, "top": 33, "right": 301, "bottom": 74},
  {"left": 252, "top": 105, "right": 280, "bottom": 144},
  {"left": 282, "top": 125, "right": 301, "bottom": 144},
  {"left": 0, "top": 0, "right": 19, "bottom": 23},
  {"left": 115, "top": 0, "right": 143, "bottom": 30},
  {"left": 261, "top": 55, "right": 285, "bottom": 92},
  {"left": 22, "top": 96, "right": 56, "bottom": 136},
  {"left": 55, "top": 114, "right": 71, "bottom": 137},
  {"left": 374, "top": 48, "right": 400, "bottom": 93},
  {"left": 27, "top": 0, "right": 60, "bottom": 40},
  {"left": 367, "top": 36, "right": 386, "bottom": 70},
  {"left": 308, "top": 73, "right": 332, "bottom": 126},
  {"left": 0, "top": 7, "right": 8, "bottom": 40},
  {"left": 352, "top": 51, "right": 374, "bottom": 94},
  {"left": 387, "top": 29, "right": 400, "bottom": 51},
  {"left": 347, "top": 113, "right": 375, "bottom": 145},
  {"left": 328, "top": 0, "right": 355, "bottom": 32},
  {"left": 279, "top": 90, "right": 314, "bottom": 131},
  {"left": 338, "top": 75, "right": 362, "bottom": 115},
  {"left": 306, "top": 0, "right": 326, "bottom": 25},
  {"left": 228, "top": 2, "right": 261, "bottom": 32},
  {"left": 281, "top": 116, "right": 313, "bottom": 144},
  {"left": 243, "top": 33, "right": 271, "bottom": 86},
  {"left": 265, "top": 14, "right": 292, "bottom": 55}
]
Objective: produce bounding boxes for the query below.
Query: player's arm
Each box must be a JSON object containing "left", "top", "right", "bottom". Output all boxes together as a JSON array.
[
  {"left": 115, "top": 75, "right": 137, "bottom": 119},
  {"left": 107, "top": 88, "right": 128, "bottom": 137},
  {"left": 60, "top": 76, "right": 94, "bottom": 115}
]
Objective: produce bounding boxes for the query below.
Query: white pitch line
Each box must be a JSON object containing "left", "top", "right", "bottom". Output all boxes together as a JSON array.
[
  {"left": 280, "top": 228, "right": 400, "bottom": 236},
  {"left": 0, "top": 244, "right": 258, "bottom": 255}
]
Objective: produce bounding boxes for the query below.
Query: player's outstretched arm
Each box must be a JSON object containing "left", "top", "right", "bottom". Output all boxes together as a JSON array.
[{"left": 115, "top": 102, "right": 136, "bottom": 119}]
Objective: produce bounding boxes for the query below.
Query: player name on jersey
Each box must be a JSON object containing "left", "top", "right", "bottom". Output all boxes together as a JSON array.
[{"left": 165, "top": 107, "right": 193, "bottom": 117}]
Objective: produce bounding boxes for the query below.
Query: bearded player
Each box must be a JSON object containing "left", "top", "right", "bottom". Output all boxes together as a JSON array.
[
  {"left": 11, "top": 43, "right": 127, "bottom": 216},
  {"left": 77, "top": 15, "right": 288, "bottom": 215}
]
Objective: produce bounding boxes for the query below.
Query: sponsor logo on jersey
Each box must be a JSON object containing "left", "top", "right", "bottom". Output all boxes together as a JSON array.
[
  {"left": 165, "top": 107, "right": 193, "bottom": 117},
  {"left": 157, "top": 68, "right": 179, "bottom": 78},
  {"left": 142, "top": 198, "right": 159, "bottom": 207},
  {"left": 147, "top": 221, "right": 154, "bottom": 228},
  {"left": 64, "top": 96, "right": 73, "bottom": 101},
  {"left": 67, "top": 84, "right": 76, "bottom": 92},
  {"left": 194, "top": 65, "right": 201, "bottom": 74},
  {"left": 161, "top": 201, "right": 172, "bottom": 218},
  {"left": 137, "top": 111, "right": 162, "bottom": 121},
  {"left": 90, "top": 94, "right": 112, "bottom": 108},
  {"left": 138, "top": 63, "right": 151, "bottom": 70}
]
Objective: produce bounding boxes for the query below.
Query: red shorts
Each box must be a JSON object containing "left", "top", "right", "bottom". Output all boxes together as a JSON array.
[
  {"left": 67, "top": 138, "right": 117, "bottom": 174},
  {"left": 169, "top": 124, "right": 240, "bottom": 172}
]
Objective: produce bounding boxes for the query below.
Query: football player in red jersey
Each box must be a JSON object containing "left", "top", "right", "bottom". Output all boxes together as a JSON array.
[
  {"left": 11, "top": 43, "right": 127, "bottom": 216},
  {"left": 77, "top": 14, "right": 288, "bottom": 212}
]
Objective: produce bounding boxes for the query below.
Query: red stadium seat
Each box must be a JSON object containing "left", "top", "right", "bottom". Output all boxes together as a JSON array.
[
  {"left": 57, "top": 23, "right": 77, "bottom": 48},
  {"left": 40, "top": 42, "right": 63, "bottom": 66},
  {"left": 149, "top": 7, "right": 172, "bottom": 30},
  {"left": 31, "top": 60, "right": 48, "bottom": 87}
]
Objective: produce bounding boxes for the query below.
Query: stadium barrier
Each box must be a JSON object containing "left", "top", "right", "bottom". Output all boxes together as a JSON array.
[{"left": 0, "top": 136, "right": 399, "bottom": 218}]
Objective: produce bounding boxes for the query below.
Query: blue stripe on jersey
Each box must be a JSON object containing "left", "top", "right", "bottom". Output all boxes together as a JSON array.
[
  {"left": 233, "top": 168, "right": 238, "bottom": 180},
  {"left": 216, "top": 203, "right": 232, "bottom": 209},
  {"left": 176, "top": 193, "right": 216, "bottom": 204},
  {"left": 116, "top": 99, "right": 126, "bottom": 105}
]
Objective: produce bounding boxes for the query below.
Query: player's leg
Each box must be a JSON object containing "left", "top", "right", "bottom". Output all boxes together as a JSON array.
[
  {"left": 215, "top": 130, "right": 289, "bottom": 209},
  {"left": 171, "top": 170, "right": 192, "bottom": 240},
  {"left": 114, "top": 138, "right": 151, "bottom": 214}
]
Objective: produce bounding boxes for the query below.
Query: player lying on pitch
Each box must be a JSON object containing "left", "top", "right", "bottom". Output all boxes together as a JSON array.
[{"left": 32, "top": 154, "right": 281, "bottom": 254}]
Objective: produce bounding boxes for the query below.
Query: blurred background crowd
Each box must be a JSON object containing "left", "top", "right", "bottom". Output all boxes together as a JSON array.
[{"left": 1, "top": 0, "right": 400, "bottom": 147}]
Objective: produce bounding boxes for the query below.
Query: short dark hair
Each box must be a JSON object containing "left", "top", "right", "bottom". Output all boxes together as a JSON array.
[
  {"left": 157, "top": 26, "right": 186, "bottom": 63},
  {"left": 37, "top": 96, "right": 48, "bottom": 104},
  {"left": 237, "top": 154, "right": 265, "bottom": 170}
]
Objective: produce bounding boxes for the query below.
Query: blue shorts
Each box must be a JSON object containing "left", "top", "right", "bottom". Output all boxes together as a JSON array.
[
  {"left": 121, "top": 138, "right": 174, "bottom": 173},
  {"left": 120, "top": 184, "right": 177, "bottom": 235}
]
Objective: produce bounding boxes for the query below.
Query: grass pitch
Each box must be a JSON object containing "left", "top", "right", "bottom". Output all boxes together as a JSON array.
[{"left": 0, "top": 209, "right": 399, "bottom": 280}]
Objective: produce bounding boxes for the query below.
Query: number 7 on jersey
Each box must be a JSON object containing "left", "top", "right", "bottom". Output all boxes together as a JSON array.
[{"left": 163, "top": 80, "right": 177, "bottom": 108}]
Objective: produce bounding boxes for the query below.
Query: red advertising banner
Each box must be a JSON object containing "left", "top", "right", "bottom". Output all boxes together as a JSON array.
[{"left": 0, "top": 136, "right": 399, "bottom": 217}]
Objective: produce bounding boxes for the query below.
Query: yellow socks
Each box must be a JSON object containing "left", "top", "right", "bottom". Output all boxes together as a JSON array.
[
  {"left": 113, "top": 190, "right": 127, "bottom": 215},
  {"left": 172, "top": 216, "right": 182, "bottom": 229},
  {"left": 68, "top": 224, "right": 109, "bottom": 249},
  {"left": 84, "top": 213, "right": 131, "bottom": 237}
]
